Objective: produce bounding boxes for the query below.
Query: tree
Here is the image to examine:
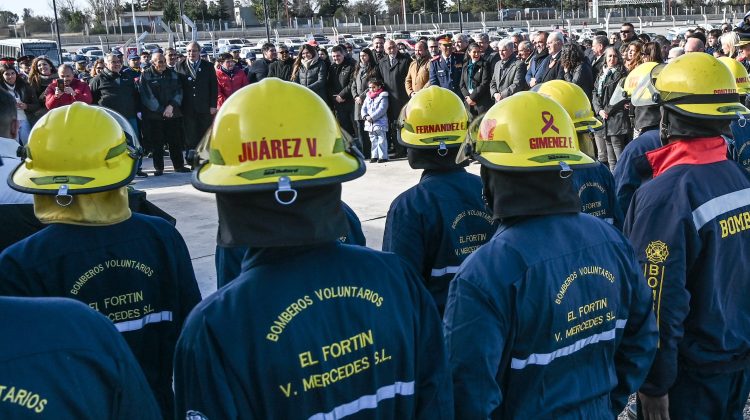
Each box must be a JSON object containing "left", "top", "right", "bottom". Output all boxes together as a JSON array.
[
  {"left": 385, "top": 0, "right": 412, "bottom": 15},
  {"left": 289, "top": 0, "right": 315, "bottom": 18},
  {"left": 0, "top": 10, "right": 19, "bottom": 25},
  {"left": 318, "top": 0, "right": 347, "bottom": 16},
  {"left": 350, "top": 0, "right": 380, "bottom": 15},
  {"left": 207, "top": 0, "right": 231, "bottom": 20},
  {"left": 163, "top": 0, "right": 179, "bottom": 23},
  {"left": 60, "top": 7, "right": 87, "bottom": 32},
  {"left": 184, "top": 0, "right": 208, "bottom": 21}
]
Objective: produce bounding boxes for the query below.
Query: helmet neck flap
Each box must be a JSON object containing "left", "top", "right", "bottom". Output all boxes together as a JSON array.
[
  {"left": 216, "top": 184, "right": 348, "bottom": 248},
  {"left": 480, "top": 166, "right": 580, "bottom": 222},
  {"left": 407, "top": 147, "right": 468, "bottom": 171},
  {"left": 33, "top": 187, "right": 131, "bottom": 226},
  {"left": 659, "top": 107, "right": 733, "bottom": 146}
]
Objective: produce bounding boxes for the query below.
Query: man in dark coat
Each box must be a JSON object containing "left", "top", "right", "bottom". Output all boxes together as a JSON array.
[
  {"left": 540, "top": 31, "right": 565, "bottom": 83},
  {"left": 490, "top": 39, "right": 527, "bottom": 102},
  {"left": 378, "top": 39, "right": 412, "bottom": 158},
  {"left": 174, "top": 41, "right": 218, "bottom": 158},
  {"left": 90, "top": 52, "right": 147, "bottom": 177},
  {"left": 591, "top": 35, "right": 609, "bottom": 78},
  {"left": 247, "top": 42, "right": 277, "bottom": 83},
  {"left": 267, "top": 45, "right": 293, "bottom": 80},
  {"left": 328, "top": 45, "right": 356, "bottom": 137}
]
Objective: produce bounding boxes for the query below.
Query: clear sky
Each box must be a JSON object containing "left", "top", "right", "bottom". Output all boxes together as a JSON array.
[{"left": 2, "top": 0, "right": 55, "bottom": 19}]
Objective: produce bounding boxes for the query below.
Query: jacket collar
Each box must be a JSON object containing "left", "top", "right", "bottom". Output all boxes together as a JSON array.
[{"left": 645, "top": 136, "right": 728, "bottom": 178}]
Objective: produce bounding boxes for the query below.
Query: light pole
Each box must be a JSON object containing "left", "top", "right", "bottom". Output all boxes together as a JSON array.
[
  {"left": 457, "top": 0, "right": 463, "bottom": 32},
  {"left": 178, "top": 0, "right": 186, "bottom": 39},
  {"left": 262, "top": 0, "right": 271, "bottom": 41},
  {"left": 52, "top": 0, "right": 63, "bottom": 64}
]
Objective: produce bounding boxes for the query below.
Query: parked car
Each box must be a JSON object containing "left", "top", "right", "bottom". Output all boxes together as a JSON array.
[
  {"left": 216, "top": 38, "right": 245, "bottom": 53},
  {"left": 75, "top": 45, "right": 100, "bottom": 55}
]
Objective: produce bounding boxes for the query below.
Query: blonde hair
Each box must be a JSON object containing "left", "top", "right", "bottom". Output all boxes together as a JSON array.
[{"left": 721, "top": 31, "right": 740, "bottom": 58}]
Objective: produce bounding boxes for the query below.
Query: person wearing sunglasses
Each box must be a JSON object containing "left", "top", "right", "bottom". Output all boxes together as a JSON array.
[{"left": 268, "top": 46, "right": 294, "bottom": 81}]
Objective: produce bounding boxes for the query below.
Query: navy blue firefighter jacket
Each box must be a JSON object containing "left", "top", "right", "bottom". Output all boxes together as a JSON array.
[
  {"left": 0, "top": 214, "right": 202, "bottom": 418},
  {"left": 174, "top": 242, "right": 454, "bottom": 420},
  {"left": 382, "top": 168, "right": 497, "bottom": 314},
  {"left": 444, "top": 213, "right": 657, "bottom": 418},
  {"left": 624, "top": 136, "right": 750, "bottom": 396},
  {"left": 613, "top": 128, "right": 661, "bottom": 217},
  {"left": 0, "top": 296, "right": 161, "bottom": 419},
  {"left": 571, "top": 162, "right": 624, "bottom": 229}
]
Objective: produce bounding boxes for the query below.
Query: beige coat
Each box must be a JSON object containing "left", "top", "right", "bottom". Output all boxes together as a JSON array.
[{"left": 405, "top": 59, "right": 430, "bottom": 96}]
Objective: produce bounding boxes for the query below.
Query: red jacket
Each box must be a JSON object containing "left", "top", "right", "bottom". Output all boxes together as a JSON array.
[
  {"left": 216, "top": 67, "right": 248, "bottom": 109},
  {"left": 45, "top": 78, "right": 93, "bottom": 110}
]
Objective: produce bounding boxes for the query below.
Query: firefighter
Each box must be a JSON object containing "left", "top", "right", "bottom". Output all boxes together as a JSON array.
[
  {"left": 534, "top": 80, "right": 624, "bottom": 228},
  {"left": 382, "top": 86, "right": 496, "bottom": 315},
  {"left": 0, "top": 103, "right": 202, "bottom": 418},
  {"left": 174, "top": 78, "right": 453, "bottom": 419},
  {"left": 0, "top": 296, "right": 161, "bottom": 418},
  {"left": 613, "top": 61, "right": 665, "bottom": 216},
  {"left": 718, "top": 56, "right": 750, "bottom": 172},
  {"left": 444, "top": 91, "right": 657, "bottom": 418},
  {"left": 624, "top": 52, "right": 750, "bottom": 420}
]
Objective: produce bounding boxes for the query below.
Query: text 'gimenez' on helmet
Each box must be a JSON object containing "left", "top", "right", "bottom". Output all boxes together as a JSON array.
[
  {"left": 9, "top": 102, "right": 138, "bottom": 201},
  {"left": 532, "top": 80, "right": 602, "bottom": 133},
  {"left": 631, "top": 53, "right": 750, "bottom": 119},
  {"left": 192, "top": 78, "right": 365, "bottom": 198},
  {"left": 398, "top": 86, "right": 469, "bottom": 154},
  {"left": 457, "top": 91, "right": 596, "bottom": 172}
]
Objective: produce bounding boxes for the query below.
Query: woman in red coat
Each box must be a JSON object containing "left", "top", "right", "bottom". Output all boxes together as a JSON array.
[
  {"left": 216, "top": 53, "right": 248, "bottom": 109},
  {"left": 45, "top": 64, "right": 92, "bottom": 110}
]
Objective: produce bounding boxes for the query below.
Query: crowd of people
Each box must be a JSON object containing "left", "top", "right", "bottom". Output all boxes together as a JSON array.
[
  {"left": 0, "top": 17, "right": 750, "bottom": 420},
  {"left": 0, "top": 22, "right": 743, "bottom": 171}
]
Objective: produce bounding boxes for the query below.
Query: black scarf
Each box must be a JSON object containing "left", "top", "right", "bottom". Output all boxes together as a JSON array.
[
  {"left": 659, "top": 107, "right": 732, "bottom": 146},
  {"left": 216, "top": 184, "right": 348, "bottom": 248},
  {"left": 480, "top": 166, "right": 580, "bottom": 222},
  {"left": 407, "top": 148, "right": 468, "bottom": 170},
  {"left": 634, "top": 105, "right": 661, "bottom": 132}
]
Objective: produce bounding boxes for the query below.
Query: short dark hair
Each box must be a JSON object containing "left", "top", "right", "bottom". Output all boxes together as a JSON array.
[
  {"left": 0, "top": 90, "right": 16, "bottom": 137},
  {"left": 262, "top": 42, "right": 275, "bottom": 53},
  {"left": 367, "top": 77, "right": 382, "bottom": 87},
  {"left": 621, "top": 22, "right": 635, "bottom": 30},
  {"left": 373, "top": 35, "right": 385, "bottom": 42},
  {"left": 593, "top": 35, "right": 609, "bottom": 47},
  {"left": 688, "top": 31, "right": 707, "bottom": 44},
  {"left": 218, "top": 53, "right": 233, "bottom": 61},
  {"left": 709, "top": 29, "right": 722, "bottom": 38},
  {"left": 331, "top": 45, "right": 346, "bottom": 55}
]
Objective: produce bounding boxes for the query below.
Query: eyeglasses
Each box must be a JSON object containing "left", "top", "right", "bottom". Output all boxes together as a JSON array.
[{"left": 620, "top": 30, "right": 633, "bottom": 34}]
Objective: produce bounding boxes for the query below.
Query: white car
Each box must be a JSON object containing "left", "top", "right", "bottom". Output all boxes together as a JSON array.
[
  {"left": 76, "top": 46, "right": 100, "bottom": 55},
  {"left": 216, "top": 38, "right": 245, "bottom": 53},
  {"left": 85, "top": 49, "right": 104, "bottom": 59},
  {"left": 281, "top": 38, "right": 306, "bottom": 49}
]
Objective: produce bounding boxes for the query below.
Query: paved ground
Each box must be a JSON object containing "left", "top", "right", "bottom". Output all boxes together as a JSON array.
[{"left": 133, "top": 156, "right": 480, "bottom": 298}]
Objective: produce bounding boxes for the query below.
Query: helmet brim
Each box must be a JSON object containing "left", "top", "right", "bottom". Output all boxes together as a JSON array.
[
  {"left": 665, "top": 102, "right": 750, "bottom": 119},
  {"left": 8, "top": 154, "right": 136, "bottom": 195},
  {"left": 475, "top": 149, "right": 596, "bottom": 172},
  {"left": 192, "top": 154, "right": 365, "bottom": 193}
]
